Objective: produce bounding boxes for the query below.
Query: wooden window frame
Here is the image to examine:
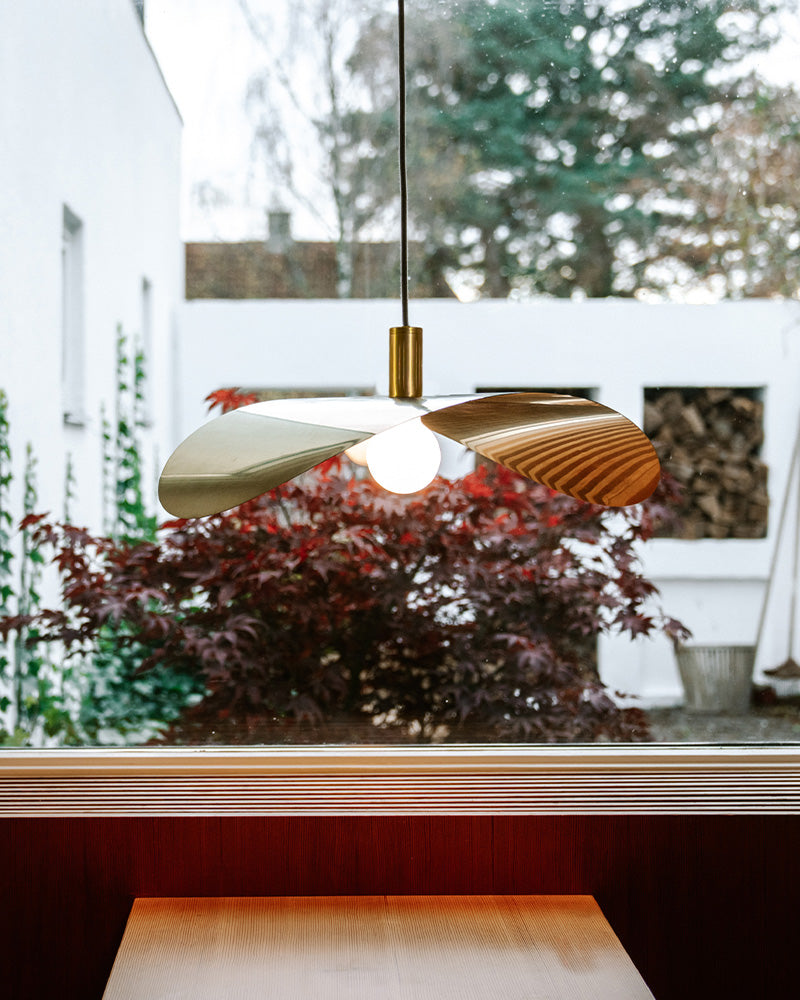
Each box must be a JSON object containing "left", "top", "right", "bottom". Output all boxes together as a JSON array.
[{"left": 1, "top": 744, "right": 799, "bottom": 816}]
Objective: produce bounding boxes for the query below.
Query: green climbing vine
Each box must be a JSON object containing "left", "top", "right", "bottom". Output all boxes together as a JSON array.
[
  {"left": 101, "top": 402, "right": 111, "bottom": 535},
  {"left": 113, "top": 327, "right": 156, "bottom": 543},
  {"left": 63, "top": 452, "right": 76, "bottom": 524},
  {"left": 0, "top": 390, "right": 13, "bottom": 723},
  {"left": 13, "top": 445, "right": 43, "bottom": 727},
  {"left": 12, "top": 446, "right": 74, "bottom": 741},
  {"left": 75, "top": 326, "right": 199, "bottom": 743},
  {"left": 0, "top": 325, "right": 201, "bottom": 745},
  {"left": 0, "top": 402, "right": 73, "bottom": 743}
]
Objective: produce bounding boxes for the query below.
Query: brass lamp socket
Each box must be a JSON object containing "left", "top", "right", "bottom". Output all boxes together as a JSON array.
[{"left": 389, "top": 325, "right": 423, "bottom": 398}]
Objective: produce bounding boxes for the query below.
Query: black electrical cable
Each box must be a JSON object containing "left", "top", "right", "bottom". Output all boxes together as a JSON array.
[{"left": 398, "top": 0, "right": 410, "bottom": 326}]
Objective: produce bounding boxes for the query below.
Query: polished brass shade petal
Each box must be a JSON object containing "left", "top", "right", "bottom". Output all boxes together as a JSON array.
[
  {"left": 421, "top": 393, "right": 660, "bottom": 506},
  {"left": 158, "top": 409, "right": 363, "bottom": 517}
]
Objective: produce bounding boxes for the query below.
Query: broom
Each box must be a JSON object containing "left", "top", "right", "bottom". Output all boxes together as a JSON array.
[{"left": 758, "top": 422, "right": 800, "bottom": 680}]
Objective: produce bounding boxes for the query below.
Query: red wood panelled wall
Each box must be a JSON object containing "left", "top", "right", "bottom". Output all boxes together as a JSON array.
[{"left": 0, "top": 815, "right": 796, "bottom": 1000}]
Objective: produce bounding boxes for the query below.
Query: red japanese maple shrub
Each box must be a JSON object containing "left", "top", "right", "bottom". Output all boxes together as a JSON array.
[{"left": 11, "top": 463, "right": 687, "bottom": 744}]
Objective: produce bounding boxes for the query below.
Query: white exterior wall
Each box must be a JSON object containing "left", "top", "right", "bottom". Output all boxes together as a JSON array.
[
  {"left": 0, "top": 0, "right": 181, "bottom": 530},
  {"left": 174, "top": 298, "right": 800, "bottom": 705}
]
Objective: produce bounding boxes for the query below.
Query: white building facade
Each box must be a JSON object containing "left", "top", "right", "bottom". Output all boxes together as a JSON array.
[{"left": 0, "top": 0, "right": 181, "bottom": 531}]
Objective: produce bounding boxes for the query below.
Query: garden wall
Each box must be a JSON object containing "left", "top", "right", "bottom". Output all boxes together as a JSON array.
[{"left": 173, "top": 299, "right": 800, "bottom": 706}]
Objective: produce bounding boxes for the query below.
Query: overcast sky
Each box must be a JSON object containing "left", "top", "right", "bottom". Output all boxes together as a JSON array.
[
  {"left": 146, "top": 0, "right": 800, "bottom": 243},
  {"left": 147, "top": 0, "right": 272, "bottom": 240}
]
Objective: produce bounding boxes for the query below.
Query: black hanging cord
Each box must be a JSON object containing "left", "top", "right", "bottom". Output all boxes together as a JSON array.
[{"left": 398, "top": 0, "right": 410, "bottom": 326}]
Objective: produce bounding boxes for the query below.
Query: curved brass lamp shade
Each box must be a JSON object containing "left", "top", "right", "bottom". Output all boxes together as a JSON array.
[{"left": 159, "top": 392, "right": 660, "bottom": 518}]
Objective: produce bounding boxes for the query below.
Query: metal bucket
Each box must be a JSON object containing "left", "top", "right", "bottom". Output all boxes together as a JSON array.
[{"left": 675, "top": 644, "right": 755, "bottom": 715}]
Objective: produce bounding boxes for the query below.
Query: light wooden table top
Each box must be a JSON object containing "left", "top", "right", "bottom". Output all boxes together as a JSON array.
[{"left": 103, "top": 895, "right": 654, "bottom": 999}]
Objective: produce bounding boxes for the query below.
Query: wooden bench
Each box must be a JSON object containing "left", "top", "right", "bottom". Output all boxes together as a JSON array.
[{"left": 103, "top": 895, "right": 654, "bottom": 998}]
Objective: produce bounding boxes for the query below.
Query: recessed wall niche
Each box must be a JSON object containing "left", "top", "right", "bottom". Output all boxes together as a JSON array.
[{"left": 643, "top": 386, "right": 768, "bottom": 539}]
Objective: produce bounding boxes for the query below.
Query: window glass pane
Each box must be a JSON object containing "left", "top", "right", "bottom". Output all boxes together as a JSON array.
[{"left": 2, "top": 0, "right": 800, "bottom": 748}]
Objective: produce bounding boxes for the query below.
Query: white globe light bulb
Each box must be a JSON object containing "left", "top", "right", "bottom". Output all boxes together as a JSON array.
[{"left": 366, "top": 420, "right": 441, "bottom": 494}]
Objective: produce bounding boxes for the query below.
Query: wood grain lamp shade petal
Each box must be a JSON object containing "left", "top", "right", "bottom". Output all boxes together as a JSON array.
[{"left": 422, "top": 393, "right": 660, "bottom": 507}]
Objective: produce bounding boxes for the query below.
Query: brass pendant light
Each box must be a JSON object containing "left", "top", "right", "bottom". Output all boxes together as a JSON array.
[{"left": 159, "top": 0, "right": 660, "bottom": 519}]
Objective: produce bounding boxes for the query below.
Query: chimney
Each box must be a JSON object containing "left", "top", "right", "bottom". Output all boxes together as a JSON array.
[{"left": 266, "top": 210, "right": 292, "bottom": 253}]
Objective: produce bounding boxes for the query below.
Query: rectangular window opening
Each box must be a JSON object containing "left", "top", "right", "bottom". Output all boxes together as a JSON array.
[{"left": 61, "top": 205, "right": 85, "bottom": 426}]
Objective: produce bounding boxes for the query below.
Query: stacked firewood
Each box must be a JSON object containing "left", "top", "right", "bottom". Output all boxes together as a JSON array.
[{"left": 644, "top": 387, "right": 768, "bottom": 539}]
